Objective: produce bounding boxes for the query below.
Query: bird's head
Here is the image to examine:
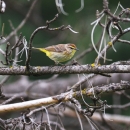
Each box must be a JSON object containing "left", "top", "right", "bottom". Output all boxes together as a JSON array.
[{"left": 67, "top": 44, "right": 79, "bottom": 51}]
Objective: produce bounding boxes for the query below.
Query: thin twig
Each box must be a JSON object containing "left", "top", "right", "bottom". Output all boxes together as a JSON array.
[{"left": 0, "top": 0, "right": 38, "bottom": 45}]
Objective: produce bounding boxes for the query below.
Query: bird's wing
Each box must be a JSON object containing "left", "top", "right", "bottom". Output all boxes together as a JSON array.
[{"left": 45, "top": 44, "right": 66, "bottom": 52}]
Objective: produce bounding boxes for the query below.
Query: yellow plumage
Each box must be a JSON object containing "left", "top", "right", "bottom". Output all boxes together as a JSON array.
[{"left": 32, "top": 43, "right": 78, "bottom": 64}]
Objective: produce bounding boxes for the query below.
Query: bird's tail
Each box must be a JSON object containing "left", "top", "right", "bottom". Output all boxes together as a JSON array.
[{"left": 32, "top": 47, "right": 47, "bottom": 53}]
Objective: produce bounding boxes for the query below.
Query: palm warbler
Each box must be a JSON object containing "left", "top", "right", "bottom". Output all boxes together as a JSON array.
[{"left": 32, "top": 43, "right": 78, "bottom": 64}]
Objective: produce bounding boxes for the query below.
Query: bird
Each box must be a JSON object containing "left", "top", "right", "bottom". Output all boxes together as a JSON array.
[{"left": 32, "top": 43, "right": 78, "bottom": 64}]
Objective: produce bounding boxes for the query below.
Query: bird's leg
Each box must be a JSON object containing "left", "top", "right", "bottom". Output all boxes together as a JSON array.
[
  {"left": 54, "top": 62, "right": 66, "bottom": 66},
  {"left": 57, "top": 62, "right": 64, "bottom": 66},
  {"left": 55, "top": 62, "right": 59, "bottom": 66}
]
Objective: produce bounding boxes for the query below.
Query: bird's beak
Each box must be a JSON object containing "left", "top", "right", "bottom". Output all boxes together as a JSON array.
[{"left": 75, "top": 48, "right": 79, "bottom": 51}]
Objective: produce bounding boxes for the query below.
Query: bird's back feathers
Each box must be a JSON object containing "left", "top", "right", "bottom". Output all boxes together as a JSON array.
[{"left": 45, "top": 44, "right": 66, "bottom": 52}]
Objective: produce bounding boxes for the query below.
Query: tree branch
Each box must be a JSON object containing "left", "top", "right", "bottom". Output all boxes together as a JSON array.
[{"left": 0, "top": 64, "right": 130, "bottom": 75}]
